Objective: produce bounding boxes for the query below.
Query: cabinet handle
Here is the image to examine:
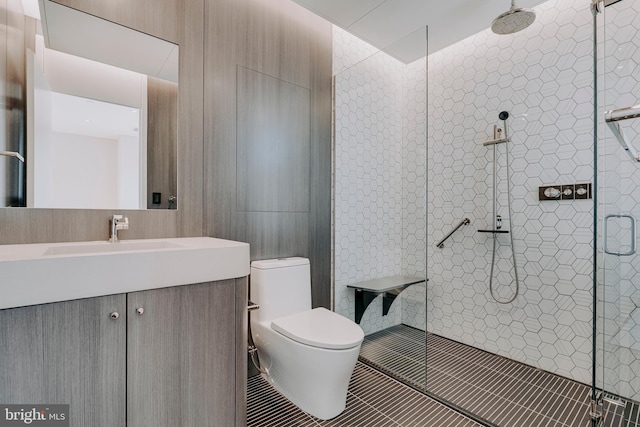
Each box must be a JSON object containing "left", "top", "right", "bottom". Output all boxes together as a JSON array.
[
  {"left": 110, "top": 312, "right": 120, "bottom": 320},
  {"left": 136, "top": 307, "right": 145, "bottom": 316}
]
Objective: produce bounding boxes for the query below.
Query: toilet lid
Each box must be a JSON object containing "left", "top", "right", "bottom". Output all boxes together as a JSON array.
[{"left": 271, "top": 307, "right": 364, "bottom": 350}]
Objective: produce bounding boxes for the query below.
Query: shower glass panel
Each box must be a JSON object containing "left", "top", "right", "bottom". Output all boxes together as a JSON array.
[
  {"left": 595, "top": 0, "right": 640, "bottom": 418},
  {"left": 332, "top": 26, "right": 428, "bottom": 390},
  {"left": 426, "top": 1, "right": 594, "bottom": 425}
]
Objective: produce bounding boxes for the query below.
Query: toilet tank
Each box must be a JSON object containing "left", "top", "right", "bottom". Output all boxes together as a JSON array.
[{"left": 250, "top": 257, "right": 311, "bottom": 322}]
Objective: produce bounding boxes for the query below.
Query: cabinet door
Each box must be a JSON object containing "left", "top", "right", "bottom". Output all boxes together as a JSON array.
[
  {"left": 42, "top": 295, "right": 126, "bottom": 427},
  {"left": 127, "top": 280, "right": 237, "bottom": 427},
  {"left": 0, "top": 295, "right": 126, "bottom": 427},
  {"left": 0, "top": 304, "right": 45, "bottom": 402}
]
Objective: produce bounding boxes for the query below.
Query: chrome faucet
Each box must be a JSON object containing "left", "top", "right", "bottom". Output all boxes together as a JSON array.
[{"left": 109, "top": 215, "right": 129, "bottom": 243}]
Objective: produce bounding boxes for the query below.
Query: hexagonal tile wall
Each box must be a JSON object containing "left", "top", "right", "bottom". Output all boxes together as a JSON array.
[
  {"left": 333, "top": 0, "right": 640, "bottom": 402},
  {"left": 426, "top": 0, "right": 594, "bottom": 388}
]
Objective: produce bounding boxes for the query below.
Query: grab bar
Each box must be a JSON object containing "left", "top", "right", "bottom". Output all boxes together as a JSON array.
[
  {"left": 436, "top": 218, "right": 470, "bottom": 249},
  {"left": 0, "top": 151, "right": 24, "bottom": 163},
  {"left": 605, "top": 104, "right": 640, "bottom": 122},
  {"left": 605, "top": 104, "right": 640, "bottom": 162}
]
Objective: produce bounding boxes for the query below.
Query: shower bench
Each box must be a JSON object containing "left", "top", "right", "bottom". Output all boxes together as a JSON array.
[{"left": 347, "top": 276, "right": 426, "bottom": 324}]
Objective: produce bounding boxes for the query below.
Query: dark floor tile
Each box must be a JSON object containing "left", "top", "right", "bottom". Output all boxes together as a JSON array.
[
  {"left": 247, "top": 363, "right": 481, "bottom": 427},
  {"left": 361, "top": 325, "right": 612, "bottom": 427},
  {"left": 249, "top": 324, "right": 640, "bottom": 427}
]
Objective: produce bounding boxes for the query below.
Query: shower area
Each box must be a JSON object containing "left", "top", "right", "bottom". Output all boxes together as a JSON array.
[{"left": 332, "top": 0, "right": 640, "bottom": 426}]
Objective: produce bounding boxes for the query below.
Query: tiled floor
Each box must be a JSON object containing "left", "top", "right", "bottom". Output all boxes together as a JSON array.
[
  {"left": 247, "top": 362, "right": 482, "bottom": 426},
  {"left": 619, "top": 398, "right": 640, "bottom": 427},
  {"left": 246, "top": 324, "right": 636, "bottom": 427},
  {"left": 360, "top": 325, "right": 629, "bottom": 427}
]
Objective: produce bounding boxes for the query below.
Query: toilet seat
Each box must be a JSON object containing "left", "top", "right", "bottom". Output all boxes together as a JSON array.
[{"left": 271, "top": 307, "right": 364, "bottom": 350}]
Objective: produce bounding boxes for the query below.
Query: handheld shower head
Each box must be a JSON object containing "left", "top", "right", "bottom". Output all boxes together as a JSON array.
[{"left": 491, "top": 0, "right": 536, "bottom": 35}]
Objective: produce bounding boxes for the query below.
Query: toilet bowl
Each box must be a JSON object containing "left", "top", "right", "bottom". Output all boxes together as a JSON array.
[{"left": 250, "top": 257, "right": 364, "bottom": 420}]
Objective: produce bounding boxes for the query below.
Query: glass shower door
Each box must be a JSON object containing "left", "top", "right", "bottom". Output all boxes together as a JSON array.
[{"left": 595, "top": 0, "right": 640, "bottom": 421}]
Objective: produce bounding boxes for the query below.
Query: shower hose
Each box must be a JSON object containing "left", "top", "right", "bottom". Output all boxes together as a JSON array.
[{"left": 489, "top": 113, "right": 520, "bottom": 304}]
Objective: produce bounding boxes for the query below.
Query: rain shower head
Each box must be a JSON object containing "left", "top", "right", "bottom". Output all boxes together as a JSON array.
[{"left": 491, "top": 0, "right": 536, "bottom": 35}]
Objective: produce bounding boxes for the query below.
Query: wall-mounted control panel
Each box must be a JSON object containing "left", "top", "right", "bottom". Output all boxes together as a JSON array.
[{"left": 539, "top": 183, "right": 591, "bottom": 201}]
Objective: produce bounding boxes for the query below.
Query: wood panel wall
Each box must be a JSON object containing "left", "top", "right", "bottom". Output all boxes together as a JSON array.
[
  {"left": 146, "top": 77, "right": 178, "bottom": 209},
  {"left": 205, "top": 0, "right": 333, "bottom": 309},
  {"left": 0, "top": 0, "right": 332, "bottom": 307}
]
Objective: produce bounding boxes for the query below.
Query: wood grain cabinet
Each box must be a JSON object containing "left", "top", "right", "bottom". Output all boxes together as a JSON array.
[
  {"left": 0, "top": 278, "right": 247, "bottom": 427},
  {"left": 0, "top": 294, "right": 127, "bottom": 426},
  {"left": 127, "top": 279, "right": 240, "bottom": 427}
]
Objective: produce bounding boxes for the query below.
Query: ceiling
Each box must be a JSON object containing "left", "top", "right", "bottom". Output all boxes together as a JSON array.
[
  {"left": 24, "top": 0, "right": 548, "bottom": 65},
  {"left": 292, "top": 0, "right": 549, "bottom": 63}
]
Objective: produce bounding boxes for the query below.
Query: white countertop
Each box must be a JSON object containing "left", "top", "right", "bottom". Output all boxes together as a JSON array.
[{"left": 0, "top": 237, "right": 250, "bottom": 310}]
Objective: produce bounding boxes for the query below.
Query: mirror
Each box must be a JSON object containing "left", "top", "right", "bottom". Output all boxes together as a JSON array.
[{"left": 1, "top": 0, "right": 178, "bottom": 209}]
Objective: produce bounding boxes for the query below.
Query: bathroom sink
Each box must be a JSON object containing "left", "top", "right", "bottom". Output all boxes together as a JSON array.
[
  {"left": 0, "top": 237, "right": 250, "bottom": 310},
  {"left": 43, "top": 240, "right": 182, "bottom": 256}
]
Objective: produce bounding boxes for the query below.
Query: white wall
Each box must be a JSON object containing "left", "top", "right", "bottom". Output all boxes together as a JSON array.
[
  {"left": 117, "top": 135, "right": 140, "bottom": 209},
  {"left": 49, "top": 132, "right": 119, "bottom": 209}
]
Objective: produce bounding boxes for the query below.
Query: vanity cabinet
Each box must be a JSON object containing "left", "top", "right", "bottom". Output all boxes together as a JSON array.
[
  {"left": 127, "top": 279, "right": 240, "bottom": 427},
  {"left": 0, "top": 278, "right": 247, "bottom": 427},
  {"left": 0, "top": 294, "right": 127, "bottom": 426}
]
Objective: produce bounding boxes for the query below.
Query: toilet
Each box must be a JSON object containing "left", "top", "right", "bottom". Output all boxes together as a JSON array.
[{"left": 250, "top": 257, "right": 364, "bottom": 420}]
